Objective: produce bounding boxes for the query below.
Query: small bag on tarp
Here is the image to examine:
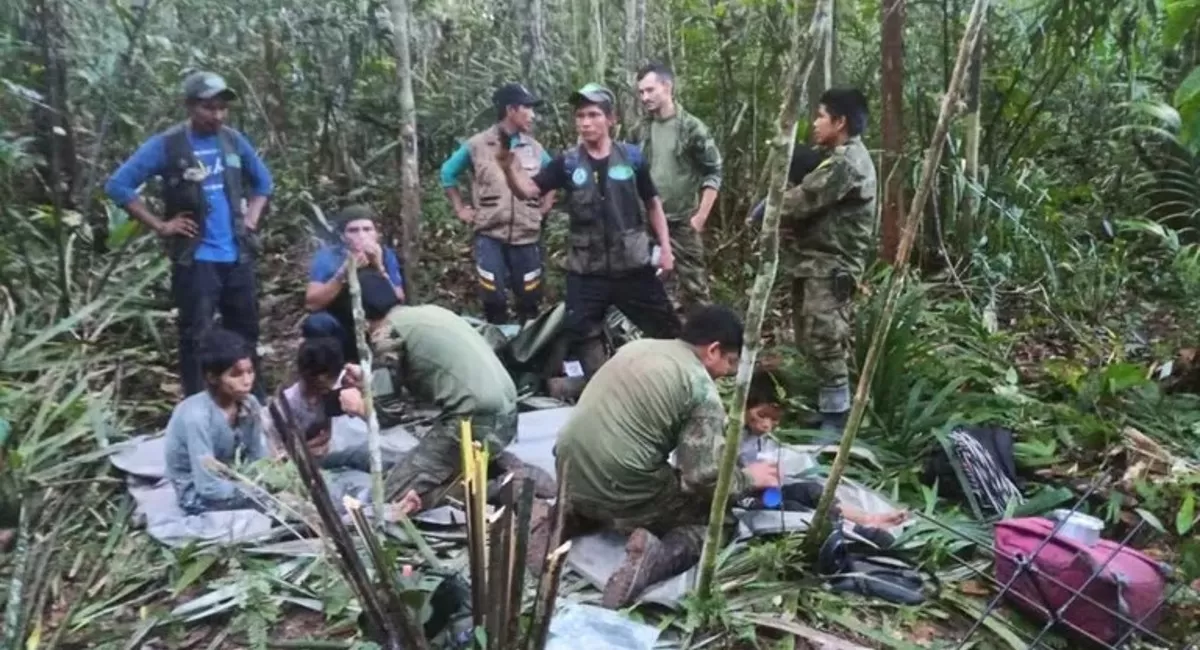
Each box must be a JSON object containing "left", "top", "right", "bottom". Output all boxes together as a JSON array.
[{"left": 993, "top": 517, "right": 1170, "bottom": 646}]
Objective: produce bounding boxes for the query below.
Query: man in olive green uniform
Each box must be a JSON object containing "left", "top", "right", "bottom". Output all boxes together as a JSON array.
[
  {"left": 530, "top": 306, "right": 780, "bottom": 609},
  {"left": 635, "top": 63, "right": 723, "bottom": 316},
  {"left": 781, "top": 88, "right": 877, "bottom": 435},
  {"left": 350, "top": 274, "right": 520, "bottom": 515}
]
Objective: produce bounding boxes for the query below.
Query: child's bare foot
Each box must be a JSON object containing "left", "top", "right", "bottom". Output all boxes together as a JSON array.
[
  {"left": 861, "top": 510, "right": 908, "bottom": 528},
  {"left": 383, "top": 490, "right": 423, "bottom": 522}
]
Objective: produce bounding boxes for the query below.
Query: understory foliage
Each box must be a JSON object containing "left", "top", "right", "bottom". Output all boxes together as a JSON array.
[{"left": 2, "top": 0, "right": 1200, "bottom": 647}]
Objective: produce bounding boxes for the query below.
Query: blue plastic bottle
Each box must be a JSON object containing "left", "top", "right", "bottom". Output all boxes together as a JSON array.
[{"left": 762, "top": 487, "right": 782, "bottom": 509}]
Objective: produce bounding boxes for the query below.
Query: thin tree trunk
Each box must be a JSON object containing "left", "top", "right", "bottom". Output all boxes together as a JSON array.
[
  {"left": 522, "top": 0, "right": 546, "bottom": 87},
  {"left": 346, "top": 258, "right": 386, "bottom": 529},
  {"left": 695, "top": 0, "right": 834, "bottom": 600},
  {"left": 879, "top": 0, "right": 905, "bottom": 263},
  {"left": 389, "top": 0, "right": 422, "bottom": 288},
  {"left": 623, "top": 0, "right": 645, "bottom": 121},
  {"left": 805, "top": 0, "right": 991, "bottom": 555},
  {"left": 962, "top": 22, "right": 984, "bottom": 231},
  {"left": 589, "top": 0, "right": 605, "bottom": 81}
]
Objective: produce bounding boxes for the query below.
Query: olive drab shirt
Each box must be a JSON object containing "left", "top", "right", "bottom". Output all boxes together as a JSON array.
[
  {"left": 371, "top": 305, "right": 518, "bottom": 417},
  {"left": 465, "top": 126, "right": 547, "bottom": 245},
  {"left": 554, "top": 339, "right": 752, "bottom": 510},
  {"left": 635, "top": 105, "right": 723, "bottom": 221},
  {"left": 781, "top": 136, "right": 877, "bottom": 278}
]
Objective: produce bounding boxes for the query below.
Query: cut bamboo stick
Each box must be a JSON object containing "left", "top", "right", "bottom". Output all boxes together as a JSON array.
[{"left": 526, "top": 541, "right": 572, "bottom": 650}]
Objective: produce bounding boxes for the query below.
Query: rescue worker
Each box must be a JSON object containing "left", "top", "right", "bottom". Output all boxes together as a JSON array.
[
  {"left": 303, "top": 204, "right": 406, "bottom": 361},
  {"left": 634, "top": 63, "right": 723, "bottom": 316},
  {"left": 106, "top": 71, "right": 273, "bottom": 398},
  {"left": 781, "top": 88, "right": 877, "bottom": 435},
  {"left": 345, "top": 274, "right": 521, "bottom": 516},
  {"left": 440, "top": 83, "right": 555, "bottom": 324},
  {"left": 498, "top": 83, "right": 680, "bottom": 382},
  {"left": 529, "top": 305, "right": 780, "bottom": 609}
]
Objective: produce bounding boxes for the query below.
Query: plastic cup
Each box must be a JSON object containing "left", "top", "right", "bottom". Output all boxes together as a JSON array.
[{"left": 761, "top": 487, "right": 782, "bottom": 509}]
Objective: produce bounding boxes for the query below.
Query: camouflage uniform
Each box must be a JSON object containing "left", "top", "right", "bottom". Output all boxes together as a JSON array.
[
  {"left": 549, "top": 339, "right": 748, "bottom": 604},
  {"left": 781, "top": 136, "right": 877, "bottom": 418},
  {"left": 370, "top": 305, "right": 519, "bottom": 507},
  {"left": 635, "top": 105, "right": 723, "bottom": 315}
]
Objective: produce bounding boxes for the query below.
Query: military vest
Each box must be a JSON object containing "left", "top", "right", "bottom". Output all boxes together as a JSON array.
[
  {"left": 161, "top": 122, "right": 254, "bottom": 265},
  {"left": 465, "top": 125, "right": 546, "bottom": 246},
  {"left": 562, "top": 143, "right": 651, "bottom": 276}
]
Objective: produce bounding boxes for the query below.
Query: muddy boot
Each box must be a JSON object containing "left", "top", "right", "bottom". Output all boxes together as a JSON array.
[
  {"left": 601, "top": 529, "right": 700, "bottom": 609},
  {"left": 491, "top": 451, "right": 558, "bottom": 498}
]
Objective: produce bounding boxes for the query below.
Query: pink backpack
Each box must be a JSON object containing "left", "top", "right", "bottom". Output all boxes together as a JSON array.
[{"left": 993, "top": 517, "right": 1169, "bottom": 646}]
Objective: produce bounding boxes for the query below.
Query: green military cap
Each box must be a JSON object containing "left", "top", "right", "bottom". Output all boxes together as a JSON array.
[
  {"left": 570, "top": 83, "right": 616, "bottom": 113},
  {"left": 335, "top": 204, "right": 379, "bottom": 227},
  {"left": 182, "top": 71, "right": 238, "bottom": 102}
]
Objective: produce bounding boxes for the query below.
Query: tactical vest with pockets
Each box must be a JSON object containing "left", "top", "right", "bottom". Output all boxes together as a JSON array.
[
  {"left": 562, "top": 143, "right": 650, "bottom": 276},
  {"left": 161, "top": 123, "right": 254, "bottom": 265},
  {"left": 465, "top": 125, "right": 545, "bottom": 246}
]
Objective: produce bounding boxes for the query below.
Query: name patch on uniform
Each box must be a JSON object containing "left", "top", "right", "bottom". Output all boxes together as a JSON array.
[
  {"left": 571, "top": 167, "right": 588, "bottom": 186},
  {"left": 225, "top": 153, "right": 242, "bottom": 169},
  {"left": 608, "top": 164, "right": 634, "bottom": 181}
]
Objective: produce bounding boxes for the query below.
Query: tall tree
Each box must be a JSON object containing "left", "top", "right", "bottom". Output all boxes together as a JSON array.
[
  {"left": 623, "top": 0, "right": 646, "bottom": 120},
  {"left": 389, "top": 0, "right": 422, "bottom": 278},
  {"left": 695, "top": 0, "right": 835, "bottom": 600},
  {"left": 589, "top": 0, "right": 605, "bottom": 81},
  {"left": 522, "top": 0, "right": 547, "bottom": 88},
  {"left": 880, "top": 0, "right": 906, "bottom": 263},
  {"left": 806, "top": 0, "right": 991, "bottom": 554},
  {"left": 962, "top": 19, "right": 985, "bottom": 229}
]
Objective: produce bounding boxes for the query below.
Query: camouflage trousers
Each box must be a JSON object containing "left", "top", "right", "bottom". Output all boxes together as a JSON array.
[
  {"left": 664, "top": 218, "right": 711, "bottom": 316},
  {"left": 383, "top": 409, "right": 518, "bottom": 507},
  {"left": 792, "top": 275, "right": 855, "bottom": 413},
  {"left": 557, "top": 462, "right": 734, "bottom": 558}
]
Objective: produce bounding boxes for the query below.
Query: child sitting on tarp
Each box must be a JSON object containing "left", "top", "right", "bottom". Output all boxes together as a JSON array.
[
  {"left": 738, "top": 371, "right": 907, "bottom": 544},
  {"left": 165, "top": 328, "right": 268, "bottom": 514}
]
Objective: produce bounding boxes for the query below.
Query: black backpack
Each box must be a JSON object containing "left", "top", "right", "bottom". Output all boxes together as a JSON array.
[{"left": 923, "top": 425, "right": 1024, "bottom": 520}]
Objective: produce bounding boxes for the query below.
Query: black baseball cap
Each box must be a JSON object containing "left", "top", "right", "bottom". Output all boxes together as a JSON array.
[{"left": 492, "top": 83, "right": 541, "bottom": 109}]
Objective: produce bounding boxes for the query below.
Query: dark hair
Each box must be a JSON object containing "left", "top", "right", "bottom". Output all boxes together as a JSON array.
[
  {"left": 818, "top": 87, "right": 869, "bottom": 136},
  {"left": 636, "top": 61, "right": 674, "bottom": 84},
  {"left": 789, "top": 144, "right": 827, "bottom": 186},
  {"left": 199, "top": 328, "right": 253, "bottom": 378},
  {"left": 747, "top": 370, "right": 782, "bottom": 409},
  {"left": 680, "top": 305, "right": 744, "bottom": 353},
  {"left": 298, "top": 337, "right": 344, "bottom": 382},
  {"left": 361, "top": 273, "right": 399, "bottom": 321}
]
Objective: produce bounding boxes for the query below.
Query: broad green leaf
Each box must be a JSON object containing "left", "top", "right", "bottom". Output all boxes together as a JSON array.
[
  {"left": 1177, "top": 491, "right": 1196, "bottom": 536},
  {"left": 172, "top": 554, "right": 219, "bottom": 596},
  {"left": 1136, "top": 508, "right": 1166, "bottom": 534},
  {"left": 1175, "top": 66, "right": 1200, "bottom": 111}
]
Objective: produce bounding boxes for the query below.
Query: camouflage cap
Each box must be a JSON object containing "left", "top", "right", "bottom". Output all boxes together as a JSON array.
[
  {"left": 182, "top": 71, "right": 238, "bottom": 102},
  {"left": 569, "top": 83, "right": 616, "bottom": 114},
  {"left": 335, "top": 204, "right": 379, "bottom": 227}
]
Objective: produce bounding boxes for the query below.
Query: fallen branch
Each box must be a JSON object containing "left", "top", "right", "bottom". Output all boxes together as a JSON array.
[{"left": 805, "top": 0, "right": 991, "bottom": 554}]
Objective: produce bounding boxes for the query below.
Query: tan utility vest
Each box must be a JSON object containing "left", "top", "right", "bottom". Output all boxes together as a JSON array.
[{"left": 465, "top": 125, "right": 546, "bottom": 245}]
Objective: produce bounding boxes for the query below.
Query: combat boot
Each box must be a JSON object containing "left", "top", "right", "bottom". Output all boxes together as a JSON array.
[
  {"left": 819, "top": 411, "right": 848, "bottom": 437},
  {"left": 577, "top": 336, "right": 609, "bottom": 377},
  {"left": 601, "top": 529, "right": 700, "bottom": 609}
]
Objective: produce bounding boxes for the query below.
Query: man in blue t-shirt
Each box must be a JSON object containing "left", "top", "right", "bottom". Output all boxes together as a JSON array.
[
  {"left": 303, "top": 204, "right": 405, "bottom": 361},
  {"left": 105, "top": 71, "right": 274, "bottom": 398}
]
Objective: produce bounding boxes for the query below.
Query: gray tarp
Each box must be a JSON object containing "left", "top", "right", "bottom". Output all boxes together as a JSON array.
[{"left": 109, "top": 406, "right": 910, "bottom": 608}]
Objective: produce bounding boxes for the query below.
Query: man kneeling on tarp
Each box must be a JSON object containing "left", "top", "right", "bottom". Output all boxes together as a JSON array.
[
  {"left": 531, "top": 305, "right": 781, "bottom": 609},
  {"left": 165, "top": 328, "right": 268, "bottom": 513},
  {"left": 338, "top": 274, "right": 532, "bottom": 517}
]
